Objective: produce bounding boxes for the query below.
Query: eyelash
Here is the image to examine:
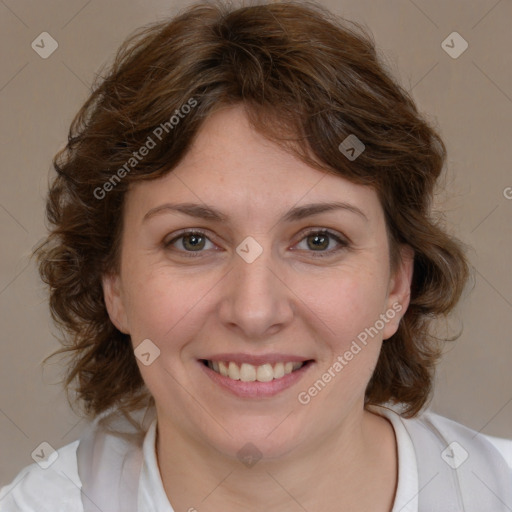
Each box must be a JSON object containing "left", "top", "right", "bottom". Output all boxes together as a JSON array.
[{"left": 163, "top": 228, "right": 349, "bottom": 259}]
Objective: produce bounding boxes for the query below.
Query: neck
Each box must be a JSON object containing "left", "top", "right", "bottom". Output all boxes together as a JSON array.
[{"left": 155, "top": 404, "right": 398, "bottom": 512}]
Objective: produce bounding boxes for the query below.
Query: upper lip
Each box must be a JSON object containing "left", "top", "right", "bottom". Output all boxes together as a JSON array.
[{"left": 200, "top": 353, "right": 314, "bottom": 366}]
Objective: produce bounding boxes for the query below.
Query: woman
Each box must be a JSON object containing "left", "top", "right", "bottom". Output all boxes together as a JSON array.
[{"left": 1, "top": 1, "right": 510, "bottom": 511}]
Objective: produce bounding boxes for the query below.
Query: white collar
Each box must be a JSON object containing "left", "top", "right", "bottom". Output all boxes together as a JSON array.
[
  {"left": 137, "top": 406, "right": 418, "bottom": 512},
  {"left": 138, "top": 418, "right": 175, "bottom": 511},
  {"left": 369, "top": 404, "right": 419, "bottom": 512}
]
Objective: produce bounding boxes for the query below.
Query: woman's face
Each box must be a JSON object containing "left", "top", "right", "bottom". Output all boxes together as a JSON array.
[{"left": 103, "top": 104, "right": 412, "bottom": 460}]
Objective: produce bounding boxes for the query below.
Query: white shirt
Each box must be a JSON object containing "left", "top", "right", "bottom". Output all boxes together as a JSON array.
[{"left": 1, "top": 406, "right": 511, "bottom": 511}]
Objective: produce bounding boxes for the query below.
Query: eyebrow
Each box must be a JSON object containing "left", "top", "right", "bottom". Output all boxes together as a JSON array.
[{"left": 142, "top": 201, "right": 368, "bottom": 224}]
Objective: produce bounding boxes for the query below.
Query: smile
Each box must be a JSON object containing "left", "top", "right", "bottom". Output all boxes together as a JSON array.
[
  {"left": 199, "top": 358, "right": 315, "bottom": 398},
  {"left": 203, "top": 360, "right": 305, "bottom": 382}
]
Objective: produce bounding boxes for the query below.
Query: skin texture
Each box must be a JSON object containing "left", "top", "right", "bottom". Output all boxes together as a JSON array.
[{"left": 103, "top": 104, "right": 414, "bottom": 511}]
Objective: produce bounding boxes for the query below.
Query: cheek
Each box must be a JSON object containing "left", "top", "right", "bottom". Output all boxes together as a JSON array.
[
  {"left": 294, "top": 275, "right": 387, "bottom": 413},
  {"left": 299, "top": 268, "right": 389, "bottom": 349},
  {"left": 122, "top": 265, "right": 216, "bottom": 344}
]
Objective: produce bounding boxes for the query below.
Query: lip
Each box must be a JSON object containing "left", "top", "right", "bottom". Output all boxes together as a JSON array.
[{"left": 198, "top": 358, "right": 315, "bottom": 399}]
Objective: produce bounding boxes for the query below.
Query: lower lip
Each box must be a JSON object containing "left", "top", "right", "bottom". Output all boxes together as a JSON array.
[{"left": 198, "top": 360, "right": 314, "bottom": 398}]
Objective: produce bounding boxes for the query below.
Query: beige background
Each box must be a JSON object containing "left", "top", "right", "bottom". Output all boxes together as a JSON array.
[{"left": 0, "top": 0, "right": 511, "bottom": 484}]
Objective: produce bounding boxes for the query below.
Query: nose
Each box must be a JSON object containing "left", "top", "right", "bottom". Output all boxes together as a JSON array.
[{"left": 217, "top": 240, "right": 294, "bottom": 340}]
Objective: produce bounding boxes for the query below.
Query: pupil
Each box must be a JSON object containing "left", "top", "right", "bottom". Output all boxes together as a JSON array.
[
  {"left": 309, "top": 234, "right": 328, "bottom": 250},
  {"left": 184, "top": 234, "right": 205, "bottom": 251}
]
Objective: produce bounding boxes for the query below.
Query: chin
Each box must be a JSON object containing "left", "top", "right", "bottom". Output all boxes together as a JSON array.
[{"left": 202, "top": 417, "right": 305, "bottom": 463}]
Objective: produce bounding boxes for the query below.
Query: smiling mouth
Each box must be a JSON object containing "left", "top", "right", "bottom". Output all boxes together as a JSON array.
[{"left": 200, "top": 359, "right": 313, "bottom": 382}]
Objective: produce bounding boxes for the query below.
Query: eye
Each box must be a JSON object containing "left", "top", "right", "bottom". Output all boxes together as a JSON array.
[
  {"left": 164, "top": 230, "right": 217, "bottom": 256},
  {"left": 294, "top": 229, "right": 349, "bottom": 257},
  {"left": 163, "top": 228, "right": 349, "bottom": 258}
]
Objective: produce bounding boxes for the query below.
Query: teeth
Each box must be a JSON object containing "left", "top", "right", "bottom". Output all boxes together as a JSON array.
[
  {"left": 240, "top": 363, "right": 256, "bottom": 381},
  {"left": 207, "top": 360, "right": 306, "bottom": 381},
  {"left": 273, "top": 362, "right": 285, "bottom": 379},
  {"left": 218, "top": 361, "right": 229, "bottom": 377},
  {"left": 228, "top": 361, "right": 240, "bottom": 380},
  {"left": 256, "top": 364, "right": 274, "bottom": 382}
]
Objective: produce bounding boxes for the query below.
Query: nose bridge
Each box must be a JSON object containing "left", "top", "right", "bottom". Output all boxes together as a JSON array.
[
  {"left": 219, "top": 236, "right": 293, "bottom": 337},
  {"left": 236, "top": 244, "right": 275, "bottom": 295}
]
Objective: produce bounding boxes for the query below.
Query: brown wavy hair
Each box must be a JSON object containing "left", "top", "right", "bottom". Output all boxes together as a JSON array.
[{"left": 34, "top": 0, "right": 469, "bottom": 421}]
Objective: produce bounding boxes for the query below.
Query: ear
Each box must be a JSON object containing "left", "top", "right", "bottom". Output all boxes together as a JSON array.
[
  {"left": 102, "top": 273, "right": 130, "bottom": 334},
  {"left": 382, "top": 245, "right": 414, "bottom": 340}
]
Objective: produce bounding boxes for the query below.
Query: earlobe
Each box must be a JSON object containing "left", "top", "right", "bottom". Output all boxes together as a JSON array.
[
  {"left": 382, "top": 245, "right": 414, "bottom": 340},
  {"left": 102, "top": 273, "right": 130, "bottom": 334}
]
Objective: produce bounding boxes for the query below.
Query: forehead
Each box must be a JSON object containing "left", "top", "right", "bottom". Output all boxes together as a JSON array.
[{"left": 125, "top": 104, "right": 383, "bottom": 223}]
